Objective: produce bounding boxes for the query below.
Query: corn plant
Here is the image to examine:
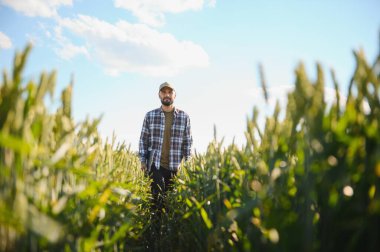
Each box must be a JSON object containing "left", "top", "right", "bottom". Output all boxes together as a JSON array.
[
  {"left": 1, "top": 36, "right": 380, "bottom": 252},
  {"left": 159, "top": 41, "right": 380, "bottom": 252},
  {"left": 0, "top": 45, "right": 150, "bottom": 252}
]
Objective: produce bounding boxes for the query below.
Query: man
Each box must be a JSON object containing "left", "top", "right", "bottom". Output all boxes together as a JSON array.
[{"left": 139, "top": 82, "right": 193, "bottom": 213}]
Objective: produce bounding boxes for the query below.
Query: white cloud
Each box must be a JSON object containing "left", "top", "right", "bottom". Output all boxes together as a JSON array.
[
  {"left": 55, "top": 43, "right": 89, "bottom": 60},
  {"left": 0, "top": 31, "right": 12, "bottom": 49},
  {"left": 208, "top": 0, "right": 216, "bottom": 7},
  {"left": 58, "top": 15, "right": 209, "bottom": 76},
  {"left": 114, "top": 0, "right": 215, "bottom": 27},
  {"left": 53, "top": 26, "right": 89, "bottom": 60},
  {"left": 0, "top": 0, "right": 72, "bottom": 18}
]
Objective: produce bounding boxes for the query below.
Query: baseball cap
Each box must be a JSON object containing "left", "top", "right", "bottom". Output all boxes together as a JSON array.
[{"left": 159, "top": 82, "right": 174, "bottom": 91}]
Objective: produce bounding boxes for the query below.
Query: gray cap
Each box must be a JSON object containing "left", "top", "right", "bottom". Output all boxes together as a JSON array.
[{"left": 159, "top": 82, "right": 174, "bottom": 91}]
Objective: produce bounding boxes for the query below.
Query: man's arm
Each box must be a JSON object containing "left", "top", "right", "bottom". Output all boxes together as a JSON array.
[
  {"left": 182, "top": 114, "right": 193, "bottom": 161},
  {"left": 139, "top": 114, "right": 149, "bottom": 170}
]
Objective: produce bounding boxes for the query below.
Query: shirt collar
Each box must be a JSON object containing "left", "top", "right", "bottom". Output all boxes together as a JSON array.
[{"left": 159, "top": 106, "right": 178, "bottom": 115}]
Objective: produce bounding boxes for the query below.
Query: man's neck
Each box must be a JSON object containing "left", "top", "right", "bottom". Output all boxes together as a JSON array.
[{"left": 161, "top": 105, "right": 174, "bottom": 112}]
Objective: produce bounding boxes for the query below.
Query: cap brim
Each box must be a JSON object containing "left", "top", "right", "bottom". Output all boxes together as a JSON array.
[{"left": 160, "top": 85, "right": 174, "bottom": 91}]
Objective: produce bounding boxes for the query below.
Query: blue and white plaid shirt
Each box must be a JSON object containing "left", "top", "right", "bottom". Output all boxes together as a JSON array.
[{"left": 139, "top": 107, "right": 192, "bottom": 171}]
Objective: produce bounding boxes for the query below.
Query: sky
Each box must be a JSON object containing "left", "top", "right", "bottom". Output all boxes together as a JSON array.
[{"left": 0, "top": 0, "right": 379, "bottom": 154}]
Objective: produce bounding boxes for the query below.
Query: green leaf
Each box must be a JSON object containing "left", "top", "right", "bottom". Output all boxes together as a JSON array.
[
  {"left": 0, "top": 132, "right": 31, "bottom": 154},
  {"left": 200, "top": 207, "right": 213, "bottom": 229}
]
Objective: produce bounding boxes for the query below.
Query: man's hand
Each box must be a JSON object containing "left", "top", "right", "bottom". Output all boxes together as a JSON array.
[{"left": 141, "top": 162, "right": 147, "bottom": 172}]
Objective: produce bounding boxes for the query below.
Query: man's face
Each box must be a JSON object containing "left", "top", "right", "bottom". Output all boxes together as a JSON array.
[{"left": 159, "top": 87, "right": 176, "bottom": 106}]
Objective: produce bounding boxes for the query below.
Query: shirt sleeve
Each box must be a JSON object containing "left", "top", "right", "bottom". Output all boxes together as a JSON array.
[
  {"left": 139, "top": 114, "right": 149, "bottom": 163},
  {"left": 181, "top": 114, "right": 193, "bottom": 161}
]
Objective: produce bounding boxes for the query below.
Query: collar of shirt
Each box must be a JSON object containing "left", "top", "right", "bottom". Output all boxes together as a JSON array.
[{"left": 159, "top": 106, "right": 179, "bottom": 116}]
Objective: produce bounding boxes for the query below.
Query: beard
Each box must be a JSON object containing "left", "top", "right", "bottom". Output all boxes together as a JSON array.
[{"left": 161, "top": 97, "right": 173, "bottom": 106}]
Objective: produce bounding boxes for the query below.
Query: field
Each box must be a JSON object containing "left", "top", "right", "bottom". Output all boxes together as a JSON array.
[{"left": 1, "top": 43, "right": 379, "bottom": 251}]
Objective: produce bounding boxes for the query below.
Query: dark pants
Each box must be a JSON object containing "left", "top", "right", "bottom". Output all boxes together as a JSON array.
[
  {"left": 149, "top": 165, "right": 177, "bottom": 214},
  {"left": 146, "top": 165, "right": 177, "bottom": 251}
]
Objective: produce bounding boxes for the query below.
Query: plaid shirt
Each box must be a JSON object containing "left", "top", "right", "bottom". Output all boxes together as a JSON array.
[{"left": 139, "top": 107, "right": 192, "bottom": 171}]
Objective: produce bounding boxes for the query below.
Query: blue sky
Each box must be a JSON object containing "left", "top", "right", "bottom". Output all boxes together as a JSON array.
[{"left": 0, "top": 0, "right": 379, "bottom": 153}]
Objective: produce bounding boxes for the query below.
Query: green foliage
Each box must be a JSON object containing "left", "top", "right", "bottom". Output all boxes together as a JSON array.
[
  {"left": 1, "top": 39, "right": 380, "bottom": 252},
  {"left": 160, "top": 46, "right": 380, "bottom": 251},
  {"left": 0, "top": 44, "right": 150, "bottom": 251}
]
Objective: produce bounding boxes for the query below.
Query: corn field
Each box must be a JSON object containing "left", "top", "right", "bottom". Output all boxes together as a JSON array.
[{"left": 1, "top": 39, "right": 379, "bottom": 251}]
